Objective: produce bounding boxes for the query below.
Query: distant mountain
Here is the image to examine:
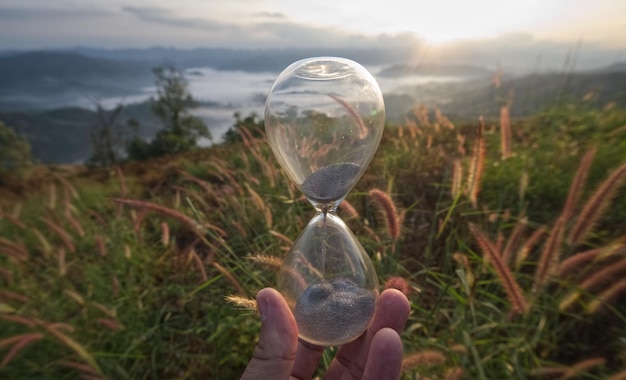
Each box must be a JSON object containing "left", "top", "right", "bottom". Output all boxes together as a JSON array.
[
  {"left": 377, "top": 64, "right": 491, "bottom": 78},
  {"left": 0, "top": 51, "right": 153, "bottom": 111},
  {"left": 600, "top": 62, "right": 626, "bottom": 73}
]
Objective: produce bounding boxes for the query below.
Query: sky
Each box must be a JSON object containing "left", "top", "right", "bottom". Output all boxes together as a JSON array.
[{"left": 0, "top": 0, "right": 625, "bottom": 69}]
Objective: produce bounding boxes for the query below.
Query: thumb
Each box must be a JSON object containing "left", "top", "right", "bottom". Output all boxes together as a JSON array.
[{"left": 241, "top": 288, "right": 298, "bottom": 380}]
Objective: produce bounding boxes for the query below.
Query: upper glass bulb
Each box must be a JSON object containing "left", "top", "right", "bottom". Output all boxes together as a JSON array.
[{"left": 265, "top": 57, "right": 385, "bottom": 210}]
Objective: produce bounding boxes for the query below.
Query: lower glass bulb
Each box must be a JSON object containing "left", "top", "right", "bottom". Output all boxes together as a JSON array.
[{"left": 277, "top": 212, "right": 379, "bottom": 346}]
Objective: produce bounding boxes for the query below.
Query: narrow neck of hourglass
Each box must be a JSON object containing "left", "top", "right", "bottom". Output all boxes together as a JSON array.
[{"left": 312, "top": 200, "right": 340, "bottom": 215}]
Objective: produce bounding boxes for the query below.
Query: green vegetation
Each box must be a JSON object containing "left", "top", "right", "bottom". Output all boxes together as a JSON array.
[
  {"left": 126, "top": 66, "right": 211, "bottom": 161},
  {"left": 1, "top": 100, "right": 625, "bottom": 379},
  {"left": 0, "top": 121, "right": 32, "bottom": 181}
]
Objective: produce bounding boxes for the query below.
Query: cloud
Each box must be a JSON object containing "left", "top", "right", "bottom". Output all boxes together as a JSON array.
[
  {"left": 0, "top": 6, "right": 112, "bottom": 20},
  {"left": 121, "top": 6, "right": 238, "bottom": 32},
  {"left": 252, "top": 12, "right": 287, "bottom": 19}
]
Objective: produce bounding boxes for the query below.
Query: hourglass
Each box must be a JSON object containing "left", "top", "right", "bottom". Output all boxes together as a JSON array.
[{"left": 265, "top": 57, "right": 385, "bottom": 346}]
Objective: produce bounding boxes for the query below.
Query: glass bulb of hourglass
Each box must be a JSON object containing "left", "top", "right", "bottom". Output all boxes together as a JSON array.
[{"left": 265, "top": 57, "right": 385, "bottom": 346}]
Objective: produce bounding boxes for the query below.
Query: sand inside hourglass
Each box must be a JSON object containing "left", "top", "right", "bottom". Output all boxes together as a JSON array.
[
  {"left": 294, "top": 278, "right": 377, "bottom": 345},
  {"left": 301, "top": 162, "right": 361, "bottom": 203}
]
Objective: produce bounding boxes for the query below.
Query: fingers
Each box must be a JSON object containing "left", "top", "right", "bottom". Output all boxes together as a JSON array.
[
  {"left": 324, "top": 289, "right": 410, "bottom": 379},
  {"left": 291, "top": 339, "right": 325, "bottom": 380},
  {"left": 241, "top": 288, "right": 298, "bottom": 380},
  {"left": 363, "top": 328, "right": 403, "bottom": 380}
]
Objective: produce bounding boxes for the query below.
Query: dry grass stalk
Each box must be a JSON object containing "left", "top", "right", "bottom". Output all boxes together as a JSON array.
[
  {"left": 0, "top": 290, "right": 27, "bottom": 303},
  {"left": 63, "top": 289, "right": 85, "bottom": 306},
  {"left": 94, "top": 235, "right": 106, "bottom": 257},
  {"left": 329, "top": 93, "right": 368, "bottom": 139},
  {"left": 114, "top": 166, "right": 128, "bottom": 197},
  {"left": 245, "top": 183, "right": 273, "bottom": 228},
  {"left": 53, "top": 173, "right": 79, "bottom": 199},
  {"left": 469, "top": 224, "right": 529, "bottom": 315},
  {"left": 212, "top": 262, "right": 246, "bottom": 296},
  {"left": 0, "top": 238, "right": 28, "bottom": 262},
  {"left": 500, "top": 104, "right": 512, "bottom": 160},
  {"left": 559, "top": 357, "right": 606, "bottom": 379},
  {"left": 515, "top": 226, "right": 547, "bottom": 270},
  {"left": 111, "top": 276, "right": 119, "bottom": 298},
  {"left": 269, "top": 230, "right": 293, "bottom": 245},
  {"left": 568, "top": 162, "right": 626, "bottom": 246},
  {"left": 502, "top": 217, "right": 527, "bottom": 266},
  {"left": 338, "top": 199, "right": 359, "bottom": 220},
  {"left": 225, "top": 295, "right": 258, "bottom": 312},
  {"left": 249, "top": 255, "right": 283, "bottom": 271},
  {"left": 41, "top": 217, "right": 75, "bottom": 253},
  {"left": 558, "top": 244, "right": 625, "bottom": 277},
  {"left": 401, "top": 350, "right": 447, "bottom": 371},
  {"left": 467, "top": 118, "right": 486, "bottom": 208},
  {"left": 0, "top": 333, "right": 44, "bottom": 368},
  {"left": 113, "top": 198, "right": 209, "bottom": 241},
  {"left": 451, "top": 160, "right": 463, "bottom": 199},
  {"left": 369, "top": 188, "right": 401, "bottom": 240},
  {"left": 587, "top": 279, "right": 626, "bottom": 314},
  {"left": 562, "top": 148, "right": 596, "bottom": 221},
  {"left": 64, "top": 212, "right": 85, "bottom": 237},
  {"left": 48, "top": 183, "right": 57, "bottom": 209},
  {"left": 444, "top": 367, "right": 465, "bottom": 380},
  {"left": 0, "top": 315, "right": 37, "bottom": 328},
  {"left": 533, "top": 217, "right": 565, "bottom": 294}
]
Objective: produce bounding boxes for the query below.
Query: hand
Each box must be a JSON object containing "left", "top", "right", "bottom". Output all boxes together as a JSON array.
[{"left": 241, "top": 287, "right": 410, "bottom": 380}]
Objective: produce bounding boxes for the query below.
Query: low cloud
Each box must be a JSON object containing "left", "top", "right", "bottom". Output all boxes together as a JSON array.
[{"left": 122, "top": 6, "right": 236, "bottom": 32}]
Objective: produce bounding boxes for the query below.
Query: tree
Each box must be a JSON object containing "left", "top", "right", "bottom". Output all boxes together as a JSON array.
[
  {"left": 127, "top": 66, "right": 211, "bottom": 160},
  {"left": 0, "top": 121, "right": 32, "bottom": 181},
  {"left": 88, "top": 103, "right": 126, "bottom": 167}
]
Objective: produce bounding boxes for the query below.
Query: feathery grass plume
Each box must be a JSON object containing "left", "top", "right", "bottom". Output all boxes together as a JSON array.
[
  {"left": 384, "top": 276, "right": 411, "bottom": 296},
  {"left": 245, "top": 183, "right": 273, "bottom": 228},
  {"left": 451, "top": 160, "right": 463, "bottom": 199},
  {"left": 64, "top": 212, "right": 84, "bottom": 237},
  {"left": 519, "top": 170, "right": 529, "bottom": 202},
  {"left": 560, "top": 257, "right": 626, "bottom": 311},
  {"left": 558, "top": 243, "right": 625, "bottom": 278},
  {"left": 500, "top": 104, "right": 512, "bottom": 160},
  {"left": 41, "top": 217, "right": 75, "bottom": 253},
  {"left": 515, "top": 225, "right": 547, "bottom": 270},
  {"left": 93, "top": 235, "right": 105, "bottom": 257},
  {"left": 568, "top": 162, "right": 626, "bottom": 246},
  {"left": 559, "top": 357, "right": 606, "bottom": 379},
  {"left": 225, "top": 295, "right": 258, "bottom": 312},
  {"left": 0, "top": 212, "right": 25, "bottom": 229},
  {"left": 97, "top": 318, "right": 122, "bottom": 331},
  {"left": 31, "top": 228, "right": 51, "bottom": 257},
  {"left": 0, "top": 290, "right": 28, "bottom": 303},
  {"left": 369, "top": 188, "right": 401, "bottom": 240},
  {"left": 269, "top": 230, "right": 293, "bottom": 245},
  {"left": 111, "top": 276, "right": 119, "bottom": 298},
  {"left": 0, "top": 315, "right": 37, "bottom": 328},
  {"left": 212, "top": 262, "right": 246, "bottom": 296},
  {"left": 329, "top": 93, "right": 368, "bottom": 139},
  {"left": 190, "top": 247, "right": 208, "bottom": 282},
  {"left": 502, "top": 217, "right": 527, "bottom": 266},
  {"left": 467, "top": 117, "right": 486, "bottom": 208},
  {"left": 587, "top": 279, "right": 626, "bottom": 314},
  {"left": 93, "top": 303, "right": 116, "bottom": 319},
  {"left": 0, "top": 238, "right": 27, "bottom": 261},
  {"left": 113, "top": 198, "right": 210, "bottom": 241},
  {"left": 161, "top": 222, "right": 170, "bottom": 247},
  {"left": 63, "top": 289, "right": 85, "bottom": 306},
  {"left": 338, "top": 199, "right": 359, "bottom": 220},
  {"left": 0, "top": 333, "right": 44, "bottom": 368},
  {"left": 0, "top": 267, "right": 13, "bottom": 285},
  {"left": 43, "top": 324, "right": 102, "bottom": 375},
  {"left": 48, "top": 183, "right": 57, "bottom": 209},
  {"left": 58, "top": 248, "right": 66, "bottom": 276},
  {"left": 53, "top": 172, "right": 79, "bottom": 200},
  {"left": 58, "top": 361, "right": 99, "bottom": 377},
  {"left": 533, "top": 217, "right": 565, "bottom": 294},
  {"left": 562, "top": 147, "right": 597, "bottom": 221},
  {"left": 469, "top": 224, "right": 529, "bottom": 315},
  {"left": 401, "top": 350, "right": 447, "bottom": 371},
  {"left": 444, "top": 367, "right": 464, "bottom": 380},
  {"left": 249, "top": 254, "right": 283, "bottom": 271},
  {"left": 609, "top": 370, "right": 626, "bottom": 380}
]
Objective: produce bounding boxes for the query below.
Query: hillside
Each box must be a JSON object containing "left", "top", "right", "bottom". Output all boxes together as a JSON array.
[{"left": 0, "top": 51, "right": 153, "bottom": 111}]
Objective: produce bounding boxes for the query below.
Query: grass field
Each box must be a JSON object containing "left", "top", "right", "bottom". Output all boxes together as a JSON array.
[{"left": 1, "top": 100, "right": 626, "bottom": 379}]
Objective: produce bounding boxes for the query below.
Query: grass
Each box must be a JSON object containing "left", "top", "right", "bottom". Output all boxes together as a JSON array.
[{"left": 1, "top": 100, "right": 626, "bottom": 379}]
